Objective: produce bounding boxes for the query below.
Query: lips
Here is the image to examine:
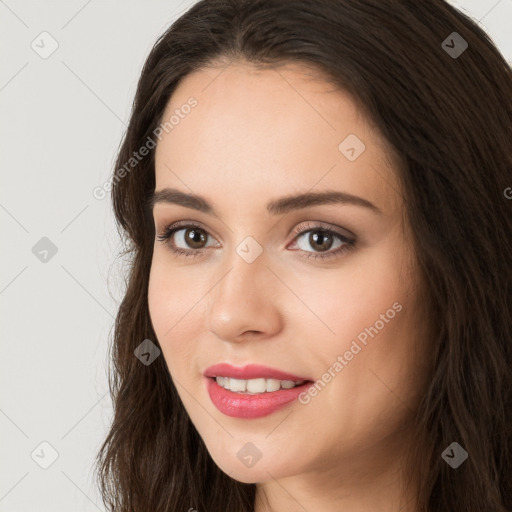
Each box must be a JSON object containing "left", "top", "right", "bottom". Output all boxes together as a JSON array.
[
  {"left": 203, "top": 363, "right": 311, "bottom": 381},
  {"left": 203, "top": 363, "right": 314, "bottom": 418}
]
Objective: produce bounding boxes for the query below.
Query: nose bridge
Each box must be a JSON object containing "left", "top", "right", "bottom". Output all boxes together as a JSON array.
[
  {"left": 206, "top": 239, "right": 281, "bottom": 341},
  {"left": 213, "top": 241, "right": 268, "bottom": 314},
  {"left": 218, "top": 233, "right": 269, "bottom": 300}
]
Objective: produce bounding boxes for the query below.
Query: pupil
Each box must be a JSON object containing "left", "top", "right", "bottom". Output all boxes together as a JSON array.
[
  {"left": 186, "top": 228, "right": 206, "bottom": 248},
  {"left": 310, "top": 231, "right": 332, "bottom": 252}
]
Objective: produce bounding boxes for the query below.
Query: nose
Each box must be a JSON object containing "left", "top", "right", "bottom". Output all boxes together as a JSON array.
[{"left": 205, "top": 247, "right": 283, "bottom": 343}]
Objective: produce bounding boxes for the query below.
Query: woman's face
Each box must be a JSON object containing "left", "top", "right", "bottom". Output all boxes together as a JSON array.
[{"left": 148, "top": 61, "right": 431, "bottom": 485}]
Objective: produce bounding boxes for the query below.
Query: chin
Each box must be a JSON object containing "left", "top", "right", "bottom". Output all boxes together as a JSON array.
[{"left": 207, "top": 446, "right": 299, "bottom": 484}]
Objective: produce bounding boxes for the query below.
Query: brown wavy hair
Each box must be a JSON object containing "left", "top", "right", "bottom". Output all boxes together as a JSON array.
[{"left": 95, "top": 1, "right": 512, "bottom": 510}]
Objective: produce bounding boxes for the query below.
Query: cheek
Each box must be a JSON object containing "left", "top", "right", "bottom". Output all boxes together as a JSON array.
[
  {"left": 303, "top": 246, "right": 421, "bottom": 396},
  {"left": 148, "top": 251, "right": 198, "bottom": 331},
  {"left": 147, "top": 257, "right": 201, "bottom": 374},
  {"left": 287, "top": 245, "right": 408, "bottom": 345}
]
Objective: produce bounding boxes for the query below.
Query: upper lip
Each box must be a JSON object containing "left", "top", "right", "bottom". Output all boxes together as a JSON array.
[{"left": 204, "top": 363, "right": 312, "bottom": 381}]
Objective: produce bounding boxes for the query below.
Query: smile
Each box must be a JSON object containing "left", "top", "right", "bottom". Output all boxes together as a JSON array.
[
  {"left": 205, "top": 377, "right": 314, "bottom": 418},
  {"left": 203, "top": 363, "right": 314, "bottom": 418},
  {"left": 215, "top": 376, "right": 306, "bottom": 393}
]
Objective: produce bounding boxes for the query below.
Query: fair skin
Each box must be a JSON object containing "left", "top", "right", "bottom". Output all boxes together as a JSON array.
[{"left": 148, "top": 60, "right": 431, "bottom": 512}]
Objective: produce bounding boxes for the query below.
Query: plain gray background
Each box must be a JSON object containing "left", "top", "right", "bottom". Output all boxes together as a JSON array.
[{"left": 1, "top": 1, "right": 511, "bottom": 510}]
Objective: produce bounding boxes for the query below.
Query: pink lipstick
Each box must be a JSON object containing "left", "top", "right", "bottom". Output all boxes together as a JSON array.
[{"left": 204, "top": 363, "right": 314, "bottom": 418}]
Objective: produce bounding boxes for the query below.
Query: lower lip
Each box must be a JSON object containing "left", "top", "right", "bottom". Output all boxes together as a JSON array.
[{"left": 205, "top": 377, "right": 313, "bottom": 419}]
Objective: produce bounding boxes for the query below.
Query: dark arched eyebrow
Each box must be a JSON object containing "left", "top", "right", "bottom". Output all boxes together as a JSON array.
[{"left": 147, "top": 187, "right": 382, "bottom": 215}]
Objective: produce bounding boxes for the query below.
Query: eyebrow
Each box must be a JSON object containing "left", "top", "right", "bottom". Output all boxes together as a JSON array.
[{"left": 147, "top": 187, "right": 382, "bottom": 216}]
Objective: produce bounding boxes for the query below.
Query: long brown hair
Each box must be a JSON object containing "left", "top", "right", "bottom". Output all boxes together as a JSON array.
[{"left": 95, "top": 1, "right": 512, "bottom": 510}]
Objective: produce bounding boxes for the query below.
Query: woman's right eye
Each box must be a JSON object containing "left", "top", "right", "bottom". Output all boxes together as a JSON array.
[{"left": 156, "top": 223, "right": 218, "bottom": 258}]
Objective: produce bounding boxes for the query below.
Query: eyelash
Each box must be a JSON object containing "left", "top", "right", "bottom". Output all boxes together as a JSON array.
[{"left": 155, "top": 220, "right": 356, "bottom": 262}]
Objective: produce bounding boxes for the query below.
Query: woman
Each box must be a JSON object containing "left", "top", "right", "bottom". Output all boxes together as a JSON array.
[{"left": 95, "top": 1, "right": 512, "bottom": 510}]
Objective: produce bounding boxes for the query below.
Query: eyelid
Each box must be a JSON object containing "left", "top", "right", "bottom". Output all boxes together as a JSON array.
[
  {"left": 156, "top": 218, "right": 353, "bottom": 241},
  {"left": 289, "top": 220, "right": 355, "bottom": 240},
  {"left": 156, "top": 219, "right": 222, "bottom": 244}
]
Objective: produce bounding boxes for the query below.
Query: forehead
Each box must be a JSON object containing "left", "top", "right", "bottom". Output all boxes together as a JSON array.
[{"left": 154, "top": 61, "right": 402, "bottom": 216}]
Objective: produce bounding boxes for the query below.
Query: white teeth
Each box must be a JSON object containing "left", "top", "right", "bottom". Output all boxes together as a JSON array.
[
  {"left": 229, "top": 378, "right": 246, "bottom": 392},
  {"left": 215, "top": 376, "right": 305, "bottom": 394},
  {"left": 266, "top": 378, "right": 281, "bottom": 392},
  {"left": 246, "top": 378, "right": 266, "bottom": 393}
]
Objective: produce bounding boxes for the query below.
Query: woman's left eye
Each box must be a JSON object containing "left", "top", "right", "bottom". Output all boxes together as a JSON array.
[
  {"left": 288, "top": 222, "right": 356, "bottom": 260},
  {"left": 156, "top": 221, "right": 356, "bottom": 261}
]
